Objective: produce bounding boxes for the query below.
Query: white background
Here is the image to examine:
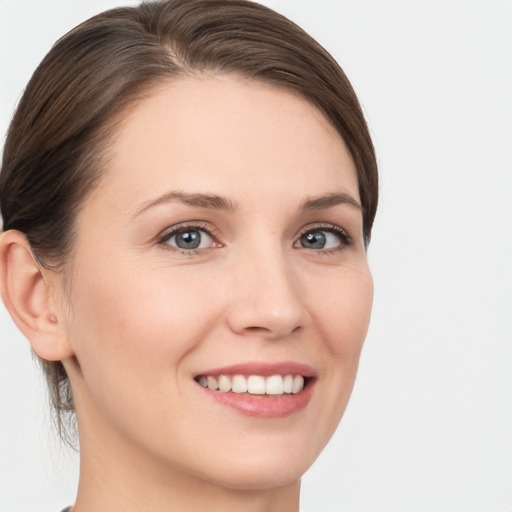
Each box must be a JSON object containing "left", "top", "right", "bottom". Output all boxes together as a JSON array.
[{"left": 1, "top": 1, "right": 511, "bottom": 511}]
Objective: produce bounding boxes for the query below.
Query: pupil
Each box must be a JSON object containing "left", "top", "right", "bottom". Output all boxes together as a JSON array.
[
  {"left": 302, "top": 231, "right": 326, "bottom": 249},
  {"left": 176, "top": 230, "right": 201, "bottom": 249}
]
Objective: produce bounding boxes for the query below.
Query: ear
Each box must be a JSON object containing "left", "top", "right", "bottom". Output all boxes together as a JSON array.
[{"left": 0, "top": 230, "right": 74, "bottom": 361}]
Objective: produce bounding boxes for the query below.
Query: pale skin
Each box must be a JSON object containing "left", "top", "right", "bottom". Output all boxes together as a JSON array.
[{"left": 0, "top": 75, "right": 373, "bottom": 512}]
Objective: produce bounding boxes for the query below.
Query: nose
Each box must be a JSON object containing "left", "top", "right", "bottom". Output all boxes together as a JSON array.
[{"left": 226, "top": 246, "right": 309, "bottom": 340}]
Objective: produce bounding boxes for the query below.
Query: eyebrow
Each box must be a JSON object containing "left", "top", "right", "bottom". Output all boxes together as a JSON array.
[
  {"left": 131, "top": 190, "right": 239, "bottom": 219},
  {"left": 300, "top": 192, "right": 362, "bottom": 212},
  {"left": 131, "top": 190, "right": 361, "bottom": 219}
]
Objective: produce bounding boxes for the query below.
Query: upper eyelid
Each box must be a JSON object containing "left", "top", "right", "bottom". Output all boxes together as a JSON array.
[
  {"left": 158, "top": 221, "right": 220, "bottom": 240},
  {"left": 295, "top": 222, "right": 351, "bottom": 239}
]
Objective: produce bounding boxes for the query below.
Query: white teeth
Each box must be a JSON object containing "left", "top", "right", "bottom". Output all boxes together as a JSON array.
[
  {"left": 218, "top": 375, "right": 232, "bottom": 392},
  {"left": 207, "top": 376, "right": 218, "bottom": 390},
  {"left": 198, "top": 374, "right": 307, "bottom": 396},
  {"left": 266, "top": 375, "right": 284, "bottom": 395},
  {"left": 232, "top": 374, "right": 248, "bottom": 393},
  {"left": 292, "top": 375, "right": 304, "bottom": 394},
  {"left": 247, "top": 375, "right": 266, "bottom": 394},
  {"left": 283, "top": 374, "right": 293, "bottom": 393}
]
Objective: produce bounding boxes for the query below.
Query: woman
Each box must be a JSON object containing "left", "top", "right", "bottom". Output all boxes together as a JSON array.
[{"left": 0, "top": 1, "right": 377, "bottom": 510}]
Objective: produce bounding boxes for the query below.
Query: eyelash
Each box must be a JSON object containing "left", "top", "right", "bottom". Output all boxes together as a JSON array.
[{"left": 157, "top": 222, "right": 353, "bottom": 255}]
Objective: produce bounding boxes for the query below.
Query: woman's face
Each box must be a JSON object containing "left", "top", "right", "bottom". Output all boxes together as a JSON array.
[{"left": 61, "top": 76, "right": 373, "bottom": 489}]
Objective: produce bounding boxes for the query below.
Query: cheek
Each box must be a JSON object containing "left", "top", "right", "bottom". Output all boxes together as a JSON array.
[
  {"left": 65, "top": 260, "right": 221, "bottom": 403},
  {"left": 308, "top": 266, "right": 373, "bottom": 432},
  {"left": 312, "top": 265, "right": 373, "bottom": 359}
]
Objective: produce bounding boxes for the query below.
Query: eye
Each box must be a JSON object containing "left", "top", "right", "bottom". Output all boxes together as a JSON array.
[
  {"left": 294, "top": 225, "right": 351, "bottom": 251},
  {"left": 161, "top": 225, "right": 216, "bottom": 251}
]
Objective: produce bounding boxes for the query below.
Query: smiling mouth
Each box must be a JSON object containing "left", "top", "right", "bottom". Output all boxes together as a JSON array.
[{"left": 194, "top": 374, "right": 308, "bottom": 396}]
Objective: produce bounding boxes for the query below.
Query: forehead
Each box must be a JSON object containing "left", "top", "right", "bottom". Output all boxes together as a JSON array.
[{"left": 88, "top": 75, "right": 359, "bottom": 212}]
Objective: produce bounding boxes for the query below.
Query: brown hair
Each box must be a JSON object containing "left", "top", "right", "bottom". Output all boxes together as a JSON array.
[{"left": 0, "top": 0, "right": 378, "bottom": 441}]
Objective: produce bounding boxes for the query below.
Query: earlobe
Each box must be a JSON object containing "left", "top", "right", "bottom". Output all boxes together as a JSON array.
[{"left": 0, "top": 230, "right": 74, "bottom": 361}]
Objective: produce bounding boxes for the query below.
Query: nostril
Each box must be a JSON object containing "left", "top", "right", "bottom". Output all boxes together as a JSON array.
[
  {"left": 245, "top": 326, "right": 270, "bottom": 333},
  {"left": 243, "top": 325, "right": 302, "bottom": 337}
]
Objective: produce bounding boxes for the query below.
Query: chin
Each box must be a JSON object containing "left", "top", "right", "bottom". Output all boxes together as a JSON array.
[
  {"left": 177, "top": 431, "right": 322, "bottom": 492},
  {"left": 199, "top": 457, "right": 308, "bottom": 491}
]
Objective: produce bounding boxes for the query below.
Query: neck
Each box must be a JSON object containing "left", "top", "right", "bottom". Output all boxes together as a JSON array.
[{"left": 72, "top": 405, "right": 301, "bottom": 512}]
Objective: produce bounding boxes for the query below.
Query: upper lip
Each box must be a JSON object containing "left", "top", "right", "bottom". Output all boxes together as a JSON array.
[{"left": 195, "top": 361, "right": 317, "bottom": 378}]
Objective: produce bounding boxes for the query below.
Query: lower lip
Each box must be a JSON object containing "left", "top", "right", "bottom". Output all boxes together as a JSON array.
[{"left": 199, "top": 380, "right": 315, "bottom": 418}]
